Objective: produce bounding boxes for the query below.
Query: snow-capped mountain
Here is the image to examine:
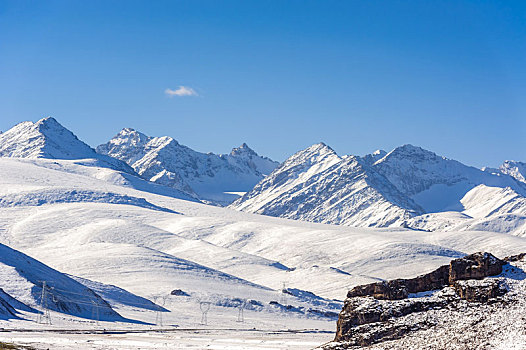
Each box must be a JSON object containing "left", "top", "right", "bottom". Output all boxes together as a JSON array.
[
  {"left": 0, "top": 117, "right": 134, "bottom": 174},
  {"left": 231, "top": 143, "right": 423, "bottom": 227},
  {"left": 231, "top": 143, "right": 526, "bottom": 231},
  {"left": 96, "top": 128, "right": 279, "bottom": 205}
]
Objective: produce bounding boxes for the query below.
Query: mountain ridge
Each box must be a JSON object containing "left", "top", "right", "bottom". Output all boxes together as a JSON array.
[
  {"left": 96, "top": 127, "right": 279, "bottom": 205},
  {"left": 230, "top": 142, "right": 526, "bottom": 233}
]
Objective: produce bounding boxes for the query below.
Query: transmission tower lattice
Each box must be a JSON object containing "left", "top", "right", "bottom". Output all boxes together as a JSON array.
[
  {"left": 236, "top": 300, "right": 247, "bottom": 323},
  {"left": 200, "top": 301, "right": 211, "bottom": 325}
]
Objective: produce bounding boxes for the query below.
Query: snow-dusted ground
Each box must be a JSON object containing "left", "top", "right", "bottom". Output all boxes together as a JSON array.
[
  {"left": 0, "top": 329, "right": 332, "bottom": 349},
  {"left": 1, "top": 157, "right": 526, "bottom": 348}
]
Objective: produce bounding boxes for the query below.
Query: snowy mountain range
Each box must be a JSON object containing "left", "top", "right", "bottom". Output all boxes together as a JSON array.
[
  {"left": 230, "top": 143, "right": 526, "bottom": 235},
  {"left": 1, "top": 117, "right": 526, "bottom": 235},
  {"left": 97, "top": 128, "right": 279, "bottom": 205}
]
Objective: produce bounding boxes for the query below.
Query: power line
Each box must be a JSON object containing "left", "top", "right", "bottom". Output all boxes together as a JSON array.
[{"left": 37, "top": 281, "right": 52, "bottom": 325}]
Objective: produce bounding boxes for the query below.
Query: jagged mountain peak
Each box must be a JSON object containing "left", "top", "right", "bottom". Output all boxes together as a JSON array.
[
  {"left": 362, "top": 149, "right": 387, "bottom": 165},
  {"left": 35, "top": 115, "right": 60, "bottom": 127},
  {"left": 500, "top": 160, "right": 526, "bottom": 184},
  {"left": 231, "top": 141, "right": 526, "bottom": 229},
  {"left": 230, "top": 142, "right": 257, "bottom": 157},
  {"left": 97, "top": 130, "right": 279, "bottom": 205},
  {"left": 375, "top": 144, "right": 442, "bottom": 165},
  {"left": 115, "top": 128, "right": 149, "bottom": 141},
  {"left": 283, "top": 142, "right": 339, "bottom": 166},
  {"left": 304, "top": 142, "right": 335, "bottom": 154},
  {"left": 230, "top": 147, "right": 423, "bottom": 227}
]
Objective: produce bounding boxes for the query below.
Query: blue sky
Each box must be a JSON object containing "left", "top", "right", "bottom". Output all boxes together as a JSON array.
[{"left": 0, "top": 0, "right": 525, "bottom": 167}]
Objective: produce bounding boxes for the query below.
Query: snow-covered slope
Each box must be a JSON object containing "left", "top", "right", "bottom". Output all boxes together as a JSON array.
[
  {"left": 1, "top": 157, "right": 525, "bottom": 305},
  {"left": 0, "top": 117, "right": 134, "bottom": 174},
  {"left": 371, "top": 144, "right": 525, "bottom": 212},
  {"left": 0, "top": 243, "right": 122, "bottom": 321},
  {"left": 231, "top": 143, "right": 526, "bottom": 231},
  {"left": 407, "top": 185, "right": 526, "bottom": 236},
  {"left": 97, "top": 128, "right": 279, "bottom": 205},
  {"left": 461, "top": 185, "right": 526, "bottom": 218},
  {"left": 231, "top": 143, "right": 342, "bottom": 213}
]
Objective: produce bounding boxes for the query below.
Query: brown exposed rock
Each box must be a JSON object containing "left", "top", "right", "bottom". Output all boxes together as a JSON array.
[
  {"left": 454, "top": 279, "right": 508, "bottom": 303},
  {"left": 347, "top": 253, "right": 504, "bottom": 301},
  {"left": 332, "top": 252, "right": 517, "bottom": 347},
  {"left": 504, "top": 252, "right": 526, "bottom": 262},
  {"left": 448, "top": 252, "right": 505, "bottom": 284}
]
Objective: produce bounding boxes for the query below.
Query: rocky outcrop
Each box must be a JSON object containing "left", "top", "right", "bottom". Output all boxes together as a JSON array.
[
  {"left": 328, "top": 252, "right": 522, "bottom": 349},
  {"left": 453, "top": 279, "right": 508, "bottom": 303},
  {"left": 448, "top": 252, "right": 505, "bottom": 284},
  {"left": 347, "top": 265, "right": 449, "bottom": 300},
  {"left": 346, "top": 252, "right": 504, "bottom": 302},
  {"left": 504, "top": 252, "right": 526, "bottom": 262}
]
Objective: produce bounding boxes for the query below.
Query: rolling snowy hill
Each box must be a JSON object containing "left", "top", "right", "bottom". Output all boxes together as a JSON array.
[{"left": 97, "top": 128, "right": 279, "bottom": 205}]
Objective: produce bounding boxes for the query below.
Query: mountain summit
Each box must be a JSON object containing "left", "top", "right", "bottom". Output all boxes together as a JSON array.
[
  {"left": 0, "top": 117, "right": 97, "bottom": 159},
  {"left": 0, "top": 117, "right": 133, "bottom": 173}
]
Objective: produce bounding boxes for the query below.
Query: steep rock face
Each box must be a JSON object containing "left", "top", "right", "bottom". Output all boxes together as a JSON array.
[
  {"left": 0, "top": 117, "right": 133, "bottom": 174},
  {"left": 230, "top": 144, "right": 423, "bottom": 227},
  {"left": 346, "top": 252, "right": 504, "bottom": 301},
  {"left": 453, "top": 279, "right": 507, "bottom": 303},
  {"left": 327, "top": 252, "right": 518, "bottom": 349},
  {"left": 97, "top": 128, "right": 279, "bottom": 204}
]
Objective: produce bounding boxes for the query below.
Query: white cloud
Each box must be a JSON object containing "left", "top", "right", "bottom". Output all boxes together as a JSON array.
[{"left": 165, "top": 86, "right": 198, "bottom": 97}]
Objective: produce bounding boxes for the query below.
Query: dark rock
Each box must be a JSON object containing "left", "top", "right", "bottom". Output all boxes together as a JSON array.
[
  {"left": 347, "top": 253, "right": 504, "bottom": 301},
  {"left": 504, "top": 252, "right": 526, "bottom": 262},
  {"left": 454, "top": 279, "right": 508, "bottom": 302},
  {"left": 334, "top": 295, "right": 448, "bottom": 341},
  {"left": 348, "top": 265, "right": 449, "bottom": 300},
  {"left": 332, "top": 251, "right": 516, "bottom": 347},
  {"left": 449, "top": 252, "right": 505, "bottom": 284},
  {"left": 170, "top": 289, "right": 189, "bottom": 296}
]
